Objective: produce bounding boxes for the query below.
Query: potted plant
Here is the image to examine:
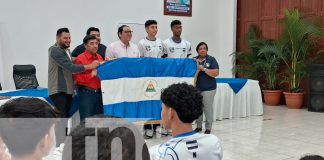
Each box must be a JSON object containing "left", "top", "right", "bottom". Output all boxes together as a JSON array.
[
  {"left": 232, "top": 25, "right": 266, "bottom": 80},
  {"left": 257, "top": 42, "right": 282, "bottom": 106},
  {"left": 233, "top": 25, "right": 283, "bottom": 106},
  {"left": 275, "top": 9, "right": 324, "bottom": 108}
]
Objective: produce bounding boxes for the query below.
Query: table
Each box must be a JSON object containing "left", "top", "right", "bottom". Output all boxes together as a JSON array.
[
  {"left": 0, "top": 88, "right": 79, "bottom": 117},
  {"left": 213, "top": 79, "right": 263, "bottom": 120},
  {"left": 0, "top": 88, "right": 81, "bottom": 131},
  {"left": 0, "top": 78, "right": 264, "bottom": 121}
]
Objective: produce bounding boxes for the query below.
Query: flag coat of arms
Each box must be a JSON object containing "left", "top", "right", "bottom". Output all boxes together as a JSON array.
[{"left": 97, "top": 58, "right": 197, "bottom": 120}]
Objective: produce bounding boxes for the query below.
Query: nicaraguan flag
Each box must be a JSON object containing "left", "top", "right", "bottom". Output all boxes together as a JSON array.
[{"left": 97, "top": 58, "right": 197, "bottom": 120}]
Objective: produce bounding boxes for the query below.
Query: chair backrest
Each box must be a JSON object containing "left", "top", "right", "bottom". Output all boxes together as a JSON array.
[{"left": 13, "top": 64, "right": 39, "bottom": 89}]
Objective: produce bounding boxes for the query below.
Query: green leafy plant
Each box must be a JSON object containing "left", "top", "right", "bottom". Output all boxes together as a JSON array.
[
  {"left": 275, "top": 9, "right": 324, "bottom": 92},
  {"left": 233, "top": 25, "right": 282, "bottom": 90},
  {"left": 232, "top": 25, "right": 267, "bottom": 80},
  {"left": 256, "top": 41, "right": 281, "bottom": 90}
]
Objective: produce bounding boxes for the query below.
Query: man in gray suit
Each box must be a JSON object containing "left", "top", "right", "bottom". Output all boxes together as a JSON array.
[
  {"left": 48, "top": 28, "right": 99, "bottom": 118},
  {"left": 48, "top": 28, "right": 100, "bottom": 146}
]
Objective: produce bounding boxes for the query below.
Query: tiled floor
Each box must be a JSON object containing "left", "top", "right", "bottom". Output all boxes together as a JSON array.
[{"left": 146, "top": 104, "right": 324, "bottom": 160}]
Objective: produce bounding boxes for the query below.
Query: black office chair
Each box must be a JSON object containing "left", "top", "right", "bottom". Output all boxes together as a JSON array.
[{"left": 13, "top": 64, "right": 39, "bottom": 89}]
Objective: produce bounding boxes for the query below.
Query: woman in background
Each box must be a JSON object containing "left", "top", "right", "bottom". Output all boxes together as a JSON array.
[{"left": 194, "top": 42, "right": 219, "bottom": 134}]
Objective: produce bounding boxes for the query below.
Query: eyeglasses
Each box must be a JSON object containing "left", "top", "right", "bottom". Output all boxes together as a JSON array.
[{"left": 123, "top": 30, "right": 133, "bottom": 34}]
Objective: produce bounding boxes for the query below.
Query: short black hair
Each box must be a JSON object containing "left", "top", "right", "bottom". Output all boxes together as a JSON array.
[
  {"left": 300, "top": 155, "right": 324, "bottom": 160},
  {"left": 161, "top": 83, "right": 203, "bottom": 123},
  {"left": 117, "top": 25, "right": 129, "bottom": 39},
  {"left": 0, "top": 97, "right": 58, "bottom": 156},
  {"left": 196, "top": 42, "right": 209, "bottom": 52},
  {"left": 145, "top": 20, "right": 157, "bottom": 28},
  {"left": 62, "top": 115, "right": 150, "bottom": 160},
  {"left": 0, "top": 97, "right": 58, "bottom": 118},
  {"left": 171, "top": 20, "right": 181, "bottom": 28},
  {"left": 83, "top": 35, "right": 97, "bottom": 44},
  {"left": 56, "top": 27, "right": 69, "bottom": 36},
  {"left": 86, "top": 27, "right": 100, "bottom": 35}
]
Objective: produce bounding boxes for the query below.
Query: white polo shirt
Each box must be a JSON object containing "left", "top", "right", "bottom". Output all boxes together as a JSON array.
[
  {"left": 106, "top": 40, "right": 140, "bottom": 58},
  {"left": 138, "top": 38, "right": 164, "bottom": 58},
  {"left": 150, "top": 131, "right": 223, "bottom": 160},
  {"left": 163, "top": 38, "right": 191, "bottom": 58}
]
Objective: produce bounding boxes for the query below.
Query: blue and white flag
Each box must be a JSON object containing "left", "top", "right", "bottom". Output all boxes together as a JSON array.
[{"left": 97, "top": 58, "right": 197, "bottom": 120}]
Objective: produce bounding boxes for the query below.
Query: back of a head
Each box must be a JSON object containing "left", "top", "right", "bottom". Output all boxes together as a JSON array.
[
  {"left": 0, "top": 97, "right": 58, "bottom": 118},
  {"left": 161, "top": 83, "right": 203, "bottom": 123},
  {"left": 0, "top": 97, "right": 58, "bottom": 156},
  {"left": 300, "top": 155, "right": 324, "bottom": 160},
  {"left": 62, "top": 115, "right": 150, "bottom": 160}
]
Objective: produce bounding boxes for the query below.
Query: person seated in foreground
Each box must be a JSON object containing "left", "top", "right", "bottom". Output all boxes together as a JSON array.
[
  {"left": 300, "top": 155, "right": 324, "bottom": 160},
  {"left": 62, "top": 114, "right": 150, "bottom": 160},
  {"left": 149, "top": 83, "right": 223, "bottom": 160},
  {"left": 0, "top": 97, "right": 59, "bottom": 160}
]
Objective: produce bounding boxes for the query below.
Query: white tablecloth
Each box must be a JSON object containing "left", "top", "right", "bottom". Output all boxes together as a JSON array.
[
  {"left": 213, "top": 79, "right": 263, "bottom": 120},
  {"left": 1, "top": 80, "right": 264, "bottom": 121}
]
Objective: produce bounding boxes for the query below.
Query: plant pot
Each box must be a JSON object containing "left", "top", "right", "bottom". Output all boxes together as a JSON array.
[
  {"left": 283, "top": 92, "right": 304, "bottom": 109},
  {"left": 262, "top": 90, "right": 282, "bottom": 106}
]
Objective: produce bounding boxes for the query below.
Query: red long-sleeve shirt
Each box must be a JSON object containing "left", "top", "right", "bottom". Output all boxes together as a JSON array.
[{"left": 74, "top": 50, "right": 103, "bottom": 89}]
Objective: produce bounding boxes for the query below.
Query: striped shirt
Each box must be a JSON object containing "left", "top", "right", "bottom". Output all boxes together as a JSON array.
[{"left": 150, "top": 132, "right": 222, "bottom": 160}]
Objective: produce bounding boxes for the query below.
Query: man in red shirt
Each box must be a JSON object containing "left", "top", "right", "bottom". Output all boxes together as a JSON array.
[{"left": 74, "top": 35, "right": 104, "bottom": 120}]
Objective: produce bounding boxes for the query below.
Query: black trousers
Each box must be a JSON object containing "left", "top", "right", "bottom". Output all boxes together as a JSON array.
[
  {"left": 49, "top": 92, "right": 72, "bottom": 118},
  {"left": 49, "top": 92, "right": 72, "bottom": 146}
]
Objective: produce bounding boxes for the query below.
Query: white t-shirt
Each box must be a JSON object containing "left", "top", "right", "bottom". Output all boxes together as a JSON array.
[
  {"left": 150, "top": 132, "right": 222, "bottom": 160},
  {"left": 163, "top": 38, "right": 191, "bottom": 58},
  {"left": 138, "top": 38, "right": 164, "bottom": 58},
  {"left": 106, "top": 40, "right": 140, "bottom": 58}
]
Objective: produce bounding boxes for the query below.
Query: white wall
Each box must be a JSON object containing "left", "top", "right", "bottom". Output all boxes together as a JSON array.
[
  {"left": 215, "top": 0, "right": 237, "bottom": 78},
  {"left": 0, "top": 24, "right": 4, "bottom": 87},
  {"left": 0, "top": 0, "right": 236, "bottom": 89}
]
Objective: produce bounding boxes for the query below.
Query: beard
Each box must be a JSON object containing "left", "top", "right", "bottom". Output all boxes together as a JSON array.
[
  {"left": 62, "top": 43, "right": 70, "bottom": 49},
  {"left": 58, "top": 41, "right": 70, "bottom": 49}
]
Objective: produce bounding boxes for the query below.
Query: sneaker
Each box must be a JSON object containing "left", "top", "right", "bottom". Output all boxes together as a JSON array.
[
  {"left": 144, "top": 129, "right": 154, "bottom": 139},
  {"left": 194, "top": 128, "right": 202, "bottom": 132},
  {"left": 161, "top": 128, "right": 169, "bottom": 136},
  {"left": 204, "top": 129, "right": 211, "bottom": 134}
]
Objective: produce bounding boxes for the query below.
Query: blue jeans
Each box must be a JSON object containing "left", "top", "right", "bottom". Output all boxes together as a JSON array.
[{"left": 77, "top": 87, "right": 103, "bottom": 121}]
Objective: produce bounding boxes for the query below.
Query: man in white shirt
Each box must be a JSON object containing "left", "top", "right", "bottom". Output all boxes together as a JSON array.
[
  {"left": 150, "top": 83, "right": 223, "bottom": 160},
  {"left": 163, "top": 20, "right": 191, "bottom": 58},
  {"left": 138, "top": 20, "right": 164, "bottom": 58},
  {"left": 138, "top": 20, "right": 166, "bottom": 139},
  {"left": 106, "top": 25, "right": 140, "bottom": 59}
]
